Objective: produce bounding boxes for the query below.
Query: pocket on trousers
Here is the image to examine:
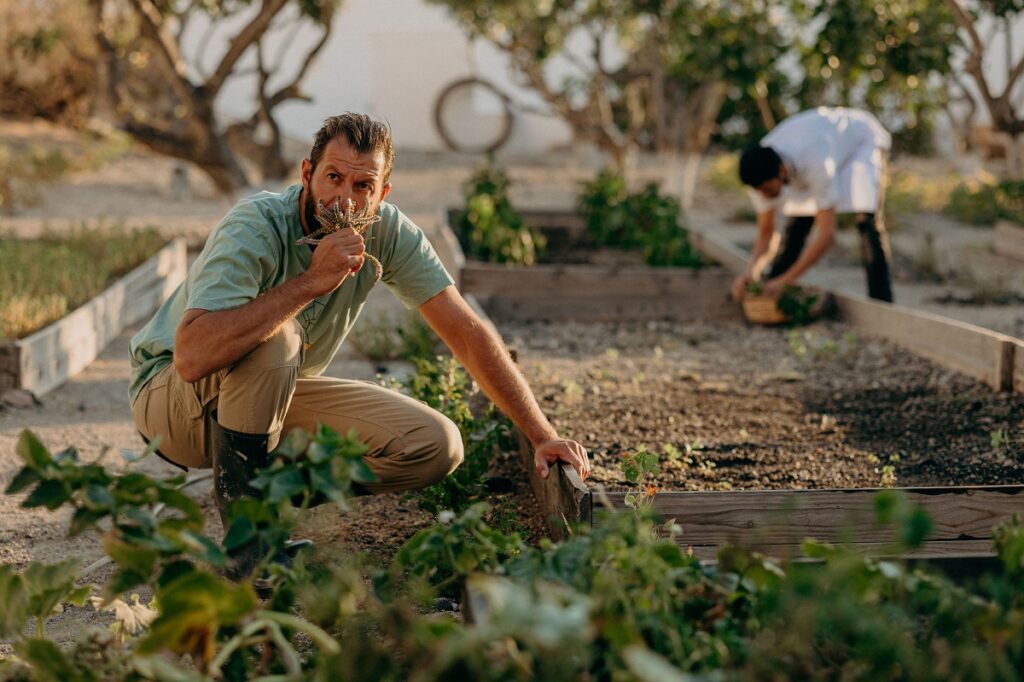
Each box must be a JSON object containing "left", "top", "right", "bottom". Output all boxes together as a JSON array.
[{"left": 171, "top": 375, "right": 205, "bottom": 421}]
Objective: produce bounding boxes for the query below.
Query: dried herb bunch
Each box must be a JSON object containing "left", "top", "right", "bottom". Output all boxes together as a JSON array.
[{"left": 295, "top": 199, "right": 383, "bottom": 282}]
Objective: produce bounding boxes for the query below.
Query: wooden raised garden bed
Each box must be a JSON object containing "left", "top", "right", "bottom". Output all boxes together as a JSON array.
[
  {"left": 0, "top": 238, "right": 187, "bottom": 396},
  {"left": 440, "top": 209, "right": 739, "bottom": 323},
  {"left": 448, "top": 213, "right": 1024, "bottom": 561}
]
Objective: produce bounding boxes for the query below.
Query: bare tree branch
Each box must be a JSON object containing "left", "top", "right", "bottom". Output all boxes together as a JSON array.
[
  {"left": 123, "top": 0, "right": 194, "bottom": 105},
  {"left": 204, "top": 0, "right": 289, "bottom": 97}
]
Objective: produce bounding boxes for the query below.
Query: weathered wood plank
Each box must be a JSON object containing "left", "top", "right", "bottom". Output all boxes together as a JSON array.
[
  {"left": 515, "top": 428, "right": 591, "bottom": 540},
  {"left": 462, "top": 264, "right": 739, "bottom": 322},
  {"left": 4, "top": 239, "right": 187, "bottom": 396},
  {"left": 1015, "top": 339, "right": 1024, "bottom": 394},
  {"left": 597, "top": 486, "right": 1024, "bottom": 559},
  {"left": 834, "top": 293, "right": 1019, "bottom": 391},
  {"left": 684, "top": 539, "right": 999, "bottom": 562},
  {"left": 995, "top": 220, "right": 1024, "bottom": 261}
]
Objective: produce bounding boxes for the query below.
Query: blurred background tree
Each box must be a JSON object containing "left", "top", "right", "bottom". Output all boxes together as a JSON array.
[
  {"left": 944, "top": 0, "right": 1024, "bottom": 176},
  {"left": 427, "top": 0, "right": 790, "bottom": 207},
  {"left": 1, "top": 0, "right": 340, "bottom": 196},
  {"left": 792, "top": 0, "right": 957, "bottom": 156},
  {"left": 0, "top": 2, "right": 99, "bottom": 126}
]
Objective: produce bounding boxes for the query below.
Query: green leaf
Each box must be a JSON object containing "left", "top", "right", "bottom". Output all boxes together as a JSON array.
[
  {"left": 69, "top": 507, "right": 108, "bottom": 536},
  {"left": 82, "top": 484, "right": 115, "bottom": 510},
  {"left": 23, "top": 480, "right": 70, "bottom": 510},
  {"left": 140, "top": 571, "right": 258, "bottom": 656},
  {"left": 16, "top": 430, "right": 52, "bottom": 469},
  {"left": 5, "top": 467, "right": 40, "bottom": 495},
  {"left": 103, "top": 533, "right": 158, "bottom": 575},
  {"left": 266, "top": 468, "right": 306, "bottom": 504},
  {"left": 222, "top": 517, "right": 257, "bottom": 551},
  {"left": 14, "top": 638, "right": 89, "bottom": 682},
  {"left": 0, "top": 566, "right": 29, "bottom": 638}
]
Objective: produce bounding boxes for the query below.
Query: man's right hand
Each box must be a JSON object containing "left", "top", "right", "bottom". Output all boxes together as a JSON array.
[
  {"left": 731, "top": 273, "right": 751, "bottom": 302},
  {"left": 306, "top": 227, "right": 365, "bottom": 296}
]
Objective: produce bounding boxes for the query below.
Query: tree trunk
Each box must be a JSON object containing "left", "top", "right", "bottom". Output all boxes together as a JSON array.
[{"left": 659, "top": 151, "right": 703, "bottom": 211}]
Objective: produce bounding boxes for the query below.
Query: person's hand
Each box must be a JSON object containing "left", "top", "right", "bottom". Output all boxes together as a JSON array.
[
  {"left": 731, "top": 273, "right": 751, "bottom": 302},
  {"left": 762, "top": 277, "right": 787, "bottom": 298},
  {"left": 306, "top": 227, "right": 365, "bottom": 295},
  {"left": 534, "top": 438, "right": 590, "bottom": 480}
]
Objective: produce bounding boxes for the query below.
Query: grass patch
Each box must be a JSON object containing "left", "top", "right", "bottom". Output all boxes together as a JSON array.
[{"left": 0, "top": 224, "right": 166, "bottom": 340}]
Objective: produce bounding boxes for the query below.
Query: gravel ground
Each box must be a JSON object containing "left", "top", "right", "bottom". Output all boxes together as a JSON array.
[{"left": 500, "top": 317, "right": 1024, "bottom": 492}]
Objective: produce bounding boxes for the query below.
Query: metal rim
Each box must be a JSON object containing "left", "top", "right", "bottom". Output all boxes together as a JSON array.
[{"left": 433, "top": 76, "right": 514, "bottom": 154}]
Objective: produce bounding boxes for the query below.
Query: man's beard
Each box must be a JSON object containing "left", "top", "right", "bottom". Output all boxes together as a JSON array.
[{"left": 303, "top": 191, "right": 320, "bottom": 238}]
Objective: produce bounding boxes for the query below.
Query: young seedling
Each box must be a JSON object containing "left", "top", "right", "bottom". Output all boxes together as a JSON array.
[{"left": 295, "top": 198, "right": 383, "bottom": 282}]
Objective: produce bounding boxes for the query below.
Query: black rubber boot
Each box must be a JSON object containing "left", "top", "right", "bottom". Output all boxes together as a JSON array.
[
  {"left": 211, "top": 422, "right": 315, "bottom": 594},
  {"left": 211, "top": 421, "right": 272, "bottom": 529}
]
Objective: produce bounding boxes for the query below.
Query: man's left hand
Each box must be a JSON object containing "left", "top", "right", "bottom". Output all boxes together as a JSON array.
[{"left": 534, "top": 439, "right": 590, "bottom": 480}]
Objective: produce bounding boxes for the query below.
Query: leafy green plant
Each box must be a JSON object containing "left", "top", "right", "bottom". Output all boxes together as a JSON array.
[
  {"left": 458, "top": 162, "right": 545, "bottom": 265},
  {"left": 620, "top": 447, "right": 660, "bottom": 512},
  {"left": 776, "top": 285, "right": 820, "bottom": 325},
  {"left": 396, "top": 355, "right": 514, "bottom": 515},
  {"left": 945, "top": 177, "right": 1024, "bottom": 226},
  {"left": 577, "top": 171, "right": 703, "bottom": 268}
]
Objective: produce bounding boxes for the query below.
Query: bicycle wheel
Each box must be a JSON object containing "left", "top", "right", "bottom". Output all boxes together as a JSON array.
[{"left": 433, "top": 77, "right": 514, "bottom": 154}]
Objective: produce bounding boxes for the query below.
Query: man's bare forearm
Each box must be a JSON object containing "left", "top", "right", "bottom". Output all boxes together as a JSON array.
[
  {"left": 748, "top": 210, "right": 778, "bottom": 279},
  {"left": 173, "top": 272, "right": 320, "bottom": 383}
]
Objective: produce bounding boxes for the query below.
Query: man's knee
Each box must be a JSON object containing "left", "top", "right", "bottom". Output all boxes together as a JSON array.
[{"left": 417, "top": 413, "right": 465, "bottom": 487}]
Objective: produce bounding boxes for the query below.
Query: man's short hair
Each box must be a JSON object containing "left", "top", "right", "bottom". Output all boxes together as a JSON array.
[
  {"left": 738, "top": 144, "right": 782, "bottom": 187},
  {"left": 310, "top": 113, "right": 395, "bottom": 183}
]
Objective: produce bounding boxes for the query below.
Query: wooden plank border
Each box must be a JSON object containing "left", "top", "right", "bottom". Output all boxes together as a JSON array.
[
  {"left": 596, "top": 485, "right": 1024, "bottom": 561},
  {"left": 0, "top": 238, "right": 187, "bottom": 396},
  {"left": 439, "top": 208, "right": 741, "bottom": 323},
  {"left": 995, "top": 220, "right": 1024, "bottom": 261},
  {"left": 686, "top": 222, "right": 1024, "bottom": 394}
]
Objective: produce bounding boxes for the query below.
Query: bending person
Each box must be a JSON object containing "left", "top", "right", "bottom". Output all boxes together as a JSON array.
[{"left": 733, "top": 106, "right": 894, "bottom": 303}]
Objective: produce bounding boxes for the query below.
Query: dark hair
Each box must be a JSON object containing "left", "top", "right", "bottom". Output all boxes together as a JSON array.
[
  {"left": 738, "top": 144, "right": 782, "bottom": 187},
  {"left": 310, "top": 113, "right": 395, "bottom": 183}
]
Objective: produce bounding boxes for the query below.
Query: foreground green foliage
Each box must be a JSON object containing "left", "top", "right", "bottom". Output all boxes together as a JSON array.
[
  {"left": 458, "top": 163, "right": 545, "bottom": 265},
  {"left": 3, "top": 425, "right": 1024, "bottom": 681},
  {"left": 0, "top": 225, "right": 166, "bottom": 340},
  {"left": 578, "top": 170, "right": 704, "bottom": 268},
  {"left": 397, "top": 355, "right": 514, "bottom": 515}
]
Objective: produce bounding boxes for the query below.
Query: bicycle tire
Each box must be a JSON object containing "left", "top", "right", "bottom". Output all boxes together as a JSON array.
[{"left": 433, "top": 77, "right": 514, "bottom": 154}]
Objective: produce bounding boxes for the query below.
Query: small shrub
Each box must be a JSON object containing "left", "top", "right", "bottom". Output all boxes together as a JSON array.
[
  {"left": 396, "top": 355, "right": 514, "bottom": 515},
  {"left": 458, "top": 163, "right": 545, "bottom": 265},
  {"left": 945, "top": 176, "right": 1024, "bottom": 226},
  {"left": 577, "top": 170, "right": 703, "bottom": 268}
]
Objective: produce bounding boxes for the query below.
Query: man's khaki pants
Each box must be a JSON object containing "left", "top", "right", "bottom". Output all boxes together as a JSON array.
[{"left": 132, "top": 320, "right": 464, "bottom": 494}]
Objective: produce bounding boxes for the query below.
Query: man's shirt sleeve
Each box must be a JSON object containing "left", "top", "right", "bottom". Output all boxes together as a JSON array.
[
  {"left": 187, "top": 222, "right": 277, "bottom": 311},
  {"left": 379, "top": 209, "right": 455, "bottom": 309}
]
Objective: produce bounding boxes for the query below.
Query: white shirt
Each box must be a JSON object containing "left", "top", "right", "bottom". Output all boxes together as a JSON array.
[{"left": 748, "top": 107, "right": 892, "bottom": 216}]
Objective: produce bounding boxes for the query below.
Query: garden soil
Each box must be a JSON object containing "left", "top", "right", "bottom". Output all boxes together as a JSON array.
[{"left": 1, "top": 118, "right": 1022, "bottom": 644}]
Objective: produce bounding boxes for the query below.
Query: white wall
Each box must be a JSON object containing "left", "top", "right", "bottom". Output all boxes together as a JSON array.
[{"left": 194, "top": 0, "right": 573, "bottom": 153}]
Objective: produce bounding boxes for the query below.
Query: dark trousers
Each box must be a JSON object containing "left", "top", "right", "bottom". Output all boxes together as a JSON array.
[{"left": 766, "top": 213, "right": 894, "bottom": 302}]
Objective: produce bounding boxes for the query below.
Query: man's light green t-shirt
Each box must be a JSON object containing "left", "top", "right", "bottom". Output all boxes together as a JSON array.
[{"left": 129, "top": 184, "right": 454, "bottom": 403}]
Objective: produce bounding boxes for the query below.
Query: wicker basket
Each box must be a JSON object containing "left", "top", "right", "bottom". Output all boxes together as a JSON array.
[{"left": 742, "top": 295, "right": 788, "bottom": 325}]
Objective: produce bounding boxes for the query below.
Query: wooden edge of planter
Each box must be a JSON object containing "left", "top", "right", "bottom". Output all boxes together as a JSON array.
[
  {"left": 595, "top": 484, "right": 1024, "bottom": 562},
  {"left": 995, "top": 220, "right": 1024, "bottom": 261},
  {"left": 687, "top": 223, "right": 1024, "bottom": 394},
  {"left": 514, "top": 427, "right": 591, "bottom": 541},
  {"left": 459, "top": 278, "right": 594, "bottom": 541},
  {"left": 833, "top": 293, "right": 1022, "bottom": 392},
  {"left": 434, "top": 207, "right": 467, "bottom": 288},
  {"left": 3, "top": 238, "right": 187, "bottom": 397}
]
